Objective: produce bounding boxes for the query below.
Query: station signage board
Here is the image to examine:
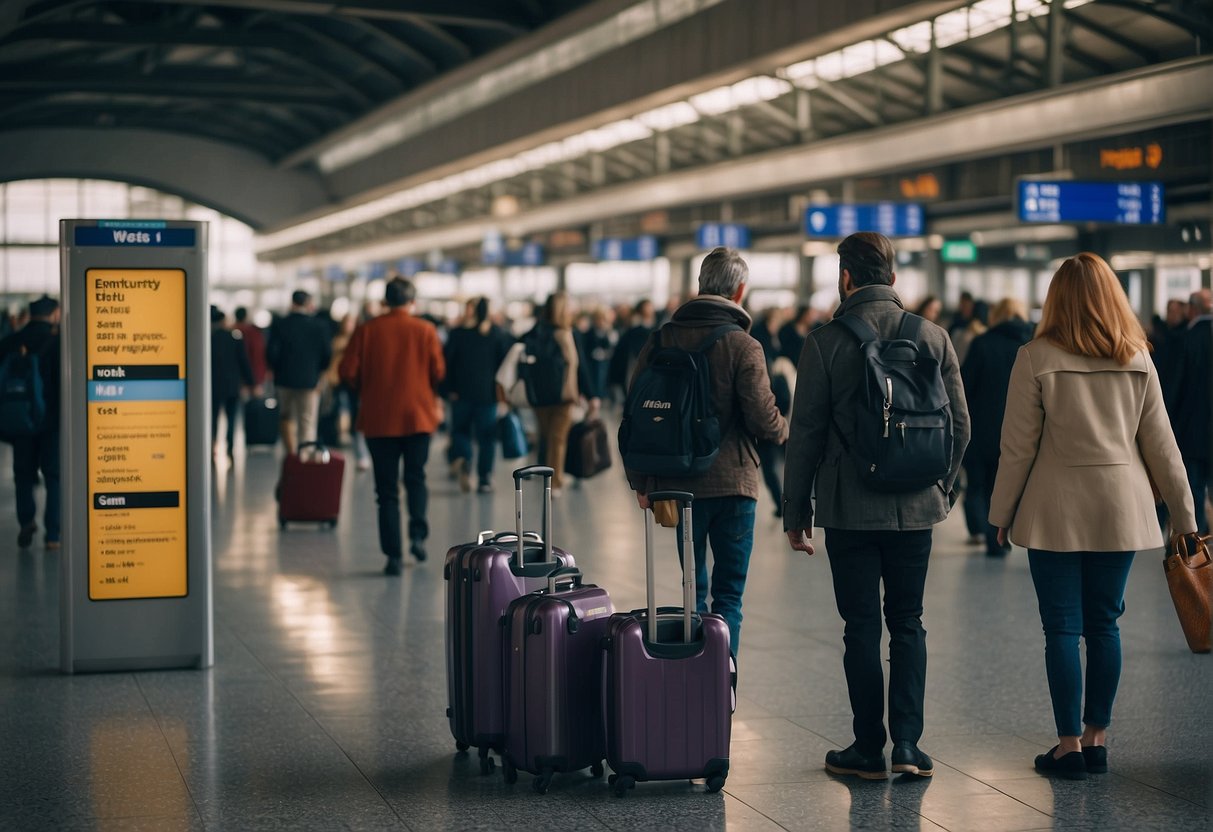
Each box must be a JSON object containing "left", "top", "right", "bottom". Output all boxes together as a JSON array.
[
  {"left": 696, "top": 223, "right": 751, "bottom": 250},
  {"left": 503, "top": 242, "right": 545, "bottom": 267},
  {"left": 592, "top": 235, "right": 660, "bottom": 261},
  {"left": 804, "top": 203, "right": 925, "bottom": 238},
  {"left": 1017, "top": 180, "right": 1165, "bottom": 224},
  {"left": 61, "top": 219, "right": 212, "bottom": 673},
  {"left": 86, "top": 268, "right": 188, "bottom": 599}
]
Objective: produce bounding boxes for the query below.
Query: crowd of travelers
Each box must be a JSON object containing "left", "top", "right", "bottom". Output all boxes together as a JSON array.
[{"left": 1, "top": 234, "right": 1208, "bottom": 784}]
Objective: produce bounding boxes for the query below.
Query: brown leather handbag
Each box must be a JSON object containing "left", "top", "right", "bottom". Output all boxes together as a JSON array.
[{"left": 1164, "top": 533, "right": 1212, "bottom": 654}]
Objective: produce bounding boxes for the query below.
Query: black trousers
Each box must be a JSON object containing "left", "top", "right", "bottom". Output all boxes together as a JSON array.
[
  {"left": 824, "top": 527, "right": 932, "bottom": 754},
  {"left": 366, "top": 434, "right": 431, "bottom": 560},
  {"left": 211, "top": 394, "right": 239, "bottom": 454},
  {"left": 963, "top": 455, "right": 1001, "bottom": 553}
]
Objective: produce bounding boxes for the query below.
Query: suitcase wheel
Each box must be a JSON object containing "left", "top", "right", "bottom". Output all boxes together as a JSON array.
[
  {"left": 590, "top": 761, "right": 604, "bottom": 778},
  {"left": 502, "top": 760, "right": 518, "bottom": 785},
  {"left": 327, "top": 519, "right": 338, "bottom": 529},
  {"left": 454, "top": 741, "right": 469, "bottom": 753},
  {"left": 532, "top": 767, "right": 553, "bottom": 795},
  {"left": 278, "top": 519, "right": 287, "bottom": 530},
  {"left": 611, "top": 774, "right": 635, "bottom": 797},
  {"left": 706, "top": 775, "right": 726, "bottom": 793}
]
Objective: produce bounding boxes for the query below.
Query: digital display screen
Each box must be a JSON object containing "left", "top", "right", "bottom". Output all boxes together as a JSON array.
[{"left": 85, "top": 268, "right": 188, "bottom": 600}]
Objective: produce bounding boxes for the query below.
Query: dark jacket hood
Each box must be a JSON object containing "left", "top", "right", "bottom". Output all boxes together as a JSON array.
[{"left": 669, "top": 294, "right": 752, "bottom": 333}]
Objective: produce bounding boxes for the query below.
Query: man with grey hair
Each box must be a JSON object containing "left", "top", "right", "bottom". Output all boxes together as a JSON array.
[{"left": 624, "top": 246, "right": 788, "bottom": 655}]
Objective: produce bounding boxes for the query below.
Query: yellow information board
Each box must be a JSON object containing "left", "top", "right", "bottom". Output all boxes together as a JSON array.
[{"left": 85, "top": 268, "right": 188, "bottom": 600}]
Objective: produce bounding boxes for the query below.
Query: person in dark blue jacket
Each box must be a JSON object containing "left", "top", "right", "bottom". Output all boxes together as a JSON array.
[
  {"left": 0, "top": 296, "right": 61, "bottom": 549},
  {"left": 1173, "top": 289, "right": 1211, "bottom": 533},
  {"left": 210, "top": 306, "right": 253, "bottom": 461},
  {"left": 960, "top": 297, "right": 1034, "bottom": 556},
  {"left": 266, "top": 291, "right": 331, "bottom": 455},
  {"left": 443, "top": 298, "right": 513, "bottom": 493}
]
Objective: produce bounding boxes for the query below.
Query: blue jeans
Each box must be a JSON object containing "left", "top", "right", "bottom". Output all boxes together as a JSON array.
[
  {"left": 1027, "top": 550, "right": 1135, "bottom": 737},
  {"left": 13, "top": 431, "right": 60, "bottom": 542},
  {"left": 449, "top": 401, "right": 498, "bottom": 484},
  {"left": 675, "top": 496, "right": 756, "bottom": 655}
]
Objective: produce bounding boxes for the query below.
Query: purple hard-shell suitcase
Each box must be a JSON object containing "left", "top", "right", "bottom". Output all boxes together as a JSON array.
[
  {"left": 502, "top": 567, "right": 614, "bottom": 793},
  {"left": 603, "top": 492, "right": 733, "bottom": 795},
  {"left": 444, "top": 465, "right": 574, "bottom": 775}
]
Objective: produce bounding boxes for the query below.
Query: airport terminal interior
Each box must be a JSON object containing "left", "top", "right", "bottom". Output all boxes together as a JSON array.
[{"left": 1, "top": 0, "right": 1212, "bottom": 829}]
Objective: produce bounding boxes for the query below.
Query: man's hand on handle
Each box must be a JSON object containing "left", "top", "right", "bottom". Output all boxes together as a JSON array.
[{"left": 635, "top": 492, "right": 650, "bottom": 510}]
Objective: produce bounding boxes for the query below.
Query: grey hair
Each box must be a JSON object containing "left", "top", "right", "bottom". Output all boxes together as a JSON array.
[{"left": 698, "top": 247, "right": 748, "bottom": 298}]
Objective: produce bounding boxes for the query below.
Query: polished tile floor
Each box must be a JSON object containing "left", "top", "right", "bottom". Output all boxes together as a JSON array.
[{"left": 1, "top": 436, "right": 1210, "bottom": 831}]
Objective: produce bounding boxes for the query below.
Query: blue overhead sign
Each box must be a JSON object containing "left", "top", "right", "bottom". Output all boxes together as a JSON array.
[
  {"left": 396, "top": 257, "right": 424, "bottom": 277},
  {"left": 481, "top": 230, "right": 506, "bottom": 265},
  {"left": 1017, "top": 180, "right": 1165, "bottom": 225},
  {"left": 504, "top": 242, "right": 545, "bottom": 267},
  {"left": 697, "top": 223, "right": 751, "bottom": 250},
  {"left": 592, "top": 235, "right": 659, "bottom": 261},
  {"left": 74, "top": 224, "right": 197, "bottom": 247},
  {"left": 804, "top": 203, "right": 925, "bottom": 238}
]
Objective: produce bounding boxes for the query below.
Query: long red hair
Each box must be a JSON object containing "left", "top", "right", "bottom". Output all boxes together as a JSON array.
[{"left": 1036, "top": 252, "right": 1149, "bottom": 365}]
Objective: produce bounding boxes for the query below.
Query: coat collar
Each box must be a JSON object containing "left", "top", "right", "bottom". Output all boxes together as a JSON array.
[
  {"left": 833, "top": 284, "right": 904, "bottom": 318},
  {"left": 670, "top": 294, "right": 752, "bottom": 333}
]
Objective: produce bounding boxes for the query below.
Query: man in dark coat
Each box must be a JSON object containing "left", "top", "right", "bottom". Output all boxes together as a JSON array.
[
  {"left": 783, "top": 232, "right": 970, "bottom": 781},
  {"left": 961, "top": 299, "right": 1034, "bottom": 556},
  {"left": 0, "top": 296, "right": 61, "bottom": 549},
  {"left": 210, "top": 306, "right": 253, "bottom": 461},
  {"left": 1174, "top": 289, "right": 1212, "bottom": 533}
]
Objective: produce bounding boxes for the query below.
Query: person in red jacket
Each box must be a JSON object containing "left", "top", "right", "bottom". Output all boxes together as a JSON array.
[{"left": 339, "top": 278, "right": 446, "bottom": 575}]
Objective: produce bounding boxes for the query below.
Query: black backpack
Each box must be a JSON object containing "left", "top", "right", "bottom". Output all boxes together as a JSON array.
[
  {"left": 519, "top": 324, "right": 568, "bottom": 407},
  {"left": 0, "top": 345, "right": 47, "bottom": 440},
  {"left": 618, "top": 323, "right": 739, "bottom": 477},
  {"left": 833, "top": 313, "right": 953, "bottom": 493}
]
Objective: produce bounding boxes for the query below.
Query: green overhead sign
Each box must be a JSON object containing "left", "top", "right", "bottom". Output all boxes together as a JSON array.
[{"left": 941, "top": 240, "right": 978, "bottom": 263}]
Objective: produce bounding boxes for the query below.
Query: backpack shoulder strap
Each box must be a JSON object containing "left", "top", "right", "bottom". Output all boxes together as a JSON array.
[
  {"left": 835, "top": 314, "right": 879, "bottom": 345},
  {"left": 695, "top": 323, "right": 742, "bottom": 354},
  {"left": 896, "top": 312, "right": 924, "bottom": 344}
]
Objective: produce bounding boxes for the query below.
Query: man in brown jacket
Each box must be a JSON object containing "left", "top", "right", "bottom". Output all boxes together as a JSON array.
[
  {"left": 626, "top": 247, "right": 788, "bottom": 654},
  {"left": 340, "top": 278, "right": 445, "bottom": 575}
]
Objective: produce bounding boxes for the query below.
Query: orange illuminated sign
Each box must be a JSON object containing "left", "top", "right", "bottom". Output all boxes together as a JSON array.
[{"left": 1100, "top": 142, "right": 1163, "bottom": 171}]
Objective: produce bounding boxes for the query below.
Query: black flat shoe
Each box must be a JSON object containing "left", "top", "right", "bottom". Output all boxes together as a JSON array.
[
  {"left": 891, "top": 741, "right": 934, "bottom": 777},
  {"left": 1034, "top": 746, "right": 1087, "bottom": 780},
  {"left": 825, "top": 745, "right": 888, "bottom": 780},
  {"left": 1082, "top": 745, "right": 1107, "bottom": 774},
  {"left": 409, "top": 540, "right": 428, "bottom": 563},
  {"left": 383, "top": 558, "right": 403, "bottom": 576}
]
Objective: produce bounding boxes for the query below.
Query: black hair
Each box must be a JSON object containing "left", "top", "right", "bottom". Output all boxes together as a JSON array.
[
  {"left": 235, "top": 306, "right": 249, "bottom": 322},
  {"left": 837, "top": 232, "right": 895, "bottom": 288},
  {"left": 29, "top": 296, "right": 58, "bottom": 318},
  {"left": 291, "top": 290, "right": 311, "bottom": 307},
  {"left": 384, "top": 278, "right": 416, "bottom": 308}
]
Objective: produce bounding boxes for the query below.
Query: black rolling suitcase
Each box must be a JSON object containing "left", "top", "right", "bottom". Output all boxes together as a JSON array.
[{"left": 244, "top": 396, "right": 279, "bottom": 447}]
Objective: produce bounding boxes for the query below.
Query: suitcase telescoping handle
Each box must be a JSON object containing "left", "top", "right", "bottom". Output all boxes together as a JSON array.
[
  {"left": 545, "top": 565, "right": 583, "bottom": 594},
  {"left": 512, "top": 465, "right": 554, "bottom": 567},
  {"left": 295, "top": 441, "right": 331, "bottom": 464},
  {"left": 645, "top": 491, "right": 694, "bottom": 645}
]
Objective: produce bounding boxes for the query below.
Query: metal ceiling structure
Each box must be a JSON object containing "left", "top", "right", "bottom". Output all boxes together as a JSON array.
[
  {"left": 251, "top": 0, "right": 1212, "bottom": 263},
  {"left": 0, "top": 0, "right": 594, "bottom": 162}
]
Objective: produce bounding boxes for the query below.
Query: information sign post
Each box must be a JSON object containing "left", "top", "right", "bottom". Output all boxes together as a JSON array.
[{"left": 59, "top": 219, "right": 212, "bottom": 673}]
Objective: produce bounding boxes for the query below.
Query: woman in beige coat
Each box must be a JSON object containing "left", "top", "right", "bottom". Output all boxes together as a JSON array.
[{"left": 990, "top": 253, "right": 1196, "bottom": 781}]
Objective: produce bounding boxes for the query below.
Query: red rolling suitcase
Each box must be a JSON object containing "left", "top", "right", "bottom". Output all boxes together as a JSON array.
[
  {"left": 501, "top": 566, "right": 614, "bottom": 793},
  {"left": 603, "top": 491, "right": 734, "bottom": 796},
  {"left": 277, "top": 443, "right": 344, "bottom": 528},
  {"left": 444, "top": 465, "right": 574, "bottom": 775}
]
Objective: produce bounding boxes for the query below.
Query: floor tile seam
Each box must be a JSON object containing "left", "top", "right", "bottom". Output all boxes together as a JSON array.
[
  {"left": 131, "top": 674, "right": 208, "bottom": 828},
  {"left": 222, "top": 625, "right": 415, "bottom": 831},
  {"left": 717, "top": 785, "right": 803, "bottom": 831}
]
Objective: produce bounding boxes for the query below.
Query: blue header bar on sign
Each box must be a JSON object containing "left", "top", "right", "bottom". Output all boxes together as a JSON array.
[
  {"left": 1017, "top": 180, "right": 1165, "bottom": 225},
  {"left": 503, "top": 242, "right": 545, "bottom": 267},
  {"left": 804, "top": 203, "right": 925, "bottom": 238},
  {"left": 98, "top": 220, "right": 168, "bottom": 230},
  {"left": 592, "top": 235, "right": 659, "bottom": 261},
  {"left": 697, "top": 223, "right": 751, "bottom": 250},
  {"left": 75, "top": 226, "right": 197, "bottom": 247}
]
